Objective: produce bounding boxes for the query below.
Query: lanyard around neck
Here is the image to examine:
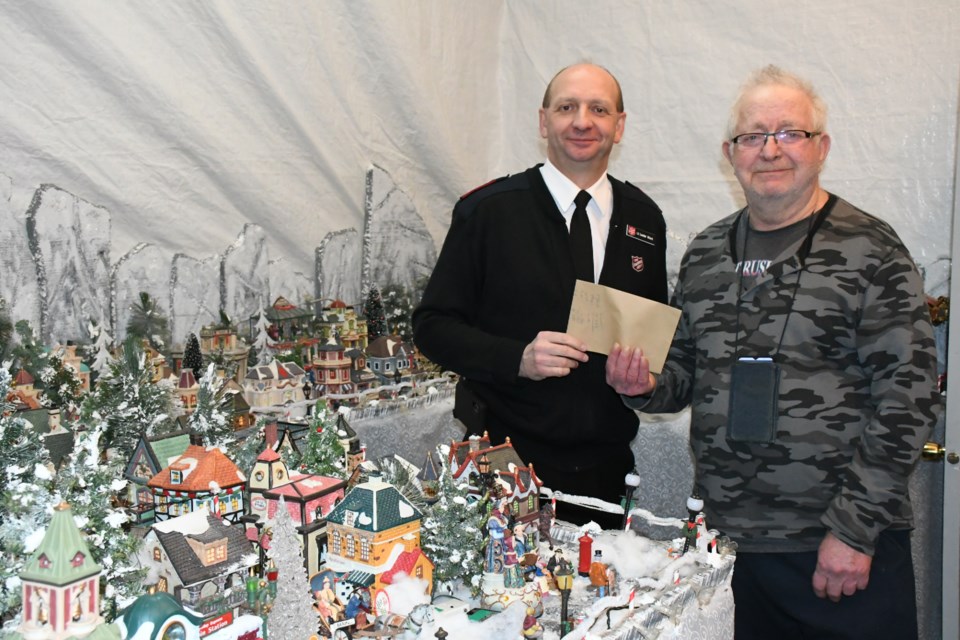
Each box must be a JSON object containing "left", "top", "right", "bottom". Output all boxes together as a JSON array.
[{"left": 732, "top": 204, "right": 831, "bottom": 360}]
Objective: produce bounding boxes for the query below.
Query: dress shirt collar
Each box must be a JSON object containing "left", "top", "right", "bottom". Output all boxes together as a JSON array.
[{"left": 539, "top": 160, "right": 613, "bottom": 221}]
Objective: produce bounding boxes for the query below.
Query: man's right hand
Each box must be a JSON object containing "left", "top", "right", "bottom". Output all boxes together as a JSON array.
[
  {"left": 519, "top": 331, "right": 589, "bottom": 381},
  {"left": 605, "top": 343, "right": 655, "bottom": 396}
]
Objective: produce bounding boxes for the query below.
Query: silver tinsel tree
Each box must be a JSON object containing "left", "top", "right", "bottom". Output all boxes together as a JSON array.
[{"left": 266, "top": 497, "right": 320, "bottom": 639}]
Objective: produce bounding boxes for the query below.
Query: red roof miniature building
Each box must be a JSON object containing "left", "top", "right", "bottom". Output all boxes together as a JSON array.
[
  {"left": 147, "top": 444, "right": 246, "bottom": 523},
  {"left": 448, "top": 432, "right": 543, "bottom": 526}
]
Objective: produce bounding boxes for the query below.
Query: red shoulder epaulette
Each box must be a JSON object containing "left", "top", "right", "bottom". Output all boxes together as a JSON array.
[{"left": 459, "top": 176, "right": 508, "bottom": 200}]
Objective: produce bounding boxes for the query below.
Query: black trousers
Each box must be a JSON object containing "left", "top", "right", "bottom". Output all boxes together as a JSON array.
[{"left": 732, "top": 529, "right": 918, "bottom": 640}]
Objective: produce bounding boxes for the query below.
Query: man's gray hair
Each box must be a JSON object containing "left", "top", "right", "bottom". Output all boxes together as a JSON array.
[{"left": 726, "top": 65, "right": 828, "bottom": 140}]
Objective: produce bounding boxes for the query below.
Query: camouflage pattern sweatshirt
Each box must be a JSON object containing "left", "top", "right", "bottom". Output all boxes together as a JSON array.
[{"left": 625, "top": 195, "right": 940, "bottom": 554}]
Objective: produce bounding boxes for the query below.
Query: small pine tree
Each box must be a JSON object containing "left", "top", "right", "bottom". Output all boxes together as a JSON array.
[
  {"left": 364, "top": 285, "right": 387, "bottom": 340},
  {"left": 381, "top": 283, "right": 415, "bottom": 343},
  {"left": 0, "top": 378, "right": 54, "bottom": 631},
  {"left": 54, "top": 422, "right": 146, "bottom": 619},
  {"left": 266, "top": 497, "right": 320, "bottom": 639},
  {"left": 253, "top": 309, "right": 276, "bottom": 365},
  {"left": 295, "top": 408, "right": 346, "bottom": 478},
  {"left": 126, "top": 291, "right": 171, "bottom": 352},
  {"left": 89, "top": 323, "right": 115, "bottom": 378},
  {"left": 187, "top": 364, "right": 232, "bottom": 448},
  {"left": 0, "top": 297, "right": 12, "bottom": 363},
  {"left": 39, "top": 354, "right": 84, "bottom": 417},
  {"left": 421, "top": 448, "right": 486, "bottom": 595},
  {"left": 79, "top": 337, "right": 176, "bottom": 461},
  {"left": 11, "top": 320, "right": 46, "bottom": 379},
  {"left": 183, "top": 333, "right": 203, "bottom": 374}
]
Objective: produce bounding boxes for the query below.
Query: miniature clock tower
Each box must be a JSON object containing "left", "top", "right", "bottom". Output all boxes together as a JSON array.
[{"left": 248, "top": 447, "right": 291, "bottom": 521}]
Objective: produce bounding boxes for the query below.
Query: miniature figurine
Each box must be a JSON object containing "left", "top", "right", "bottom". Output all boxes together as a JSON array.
[
  {"left": 522, "top": 606, "right": 544, "bottom": 638},
  {"left": 537, "top": 501, "right": 555, "bottom": 551},
  {"left": 485, "top": 504, "right": 508, "bottom": 573},
  {"left": 589, "top": 549, "right": 609, "bottom": 597},
  {"left": 681, "top": 492, "right": 705, "bottom": 554},
  {"left": 502, "top": 528, "right": 524, "bottom": 588}
]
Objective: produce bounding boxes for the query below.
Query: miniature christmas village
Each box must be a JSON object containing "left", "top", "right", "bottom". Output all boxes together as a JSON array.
[{"left": 0, "top": 292, "right": 735, "bottom": 640}]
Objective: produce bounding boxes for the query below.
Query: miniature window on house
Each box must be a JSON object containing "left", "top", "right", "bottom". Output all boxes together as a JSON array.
[
  {"left": 331, "top": 531, "right": 342, "bottom": 554},
  {"left": 71, "top": 552, "right": 85, "bottom": 567},
  {"left": 170, "top": 469, "right": 182, "bottom": 485},
  {"left": 153, "top": 547, "right": 162, "bottom": 562},
  {"left": 276, "top": 468, "right": 285, "bottom": 481},
  {"left": 38, "top": 554, "right": 51, "bottom": 569},
  {"left": 360, "top": 537, "right": 371, "bottom": 561}
]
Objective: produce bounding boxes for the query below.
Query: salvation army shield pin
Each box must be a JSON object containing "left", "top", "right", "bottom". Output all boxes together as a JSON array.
[{"left": 632, "top": 255, "right": 644, "bottom": 272}]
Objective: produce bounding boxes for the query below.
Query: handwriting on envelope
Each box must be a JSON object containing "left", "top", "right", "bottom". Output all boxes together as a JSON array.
[{"left": 566, "top": 280, "right": 681, "bottom": 374}]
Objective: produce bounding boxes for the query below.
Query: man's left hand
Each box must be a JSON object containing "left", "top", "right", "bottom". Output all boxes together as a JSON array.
[{"left": 812, "top": 531, "right": 871, "bottom": 602}]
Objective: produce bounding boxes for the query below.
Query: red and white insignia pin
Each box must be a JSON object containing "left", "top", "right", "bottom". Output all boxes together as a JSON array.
[{"left": 631, "top": 256, "right": 644, "bottom": 272}]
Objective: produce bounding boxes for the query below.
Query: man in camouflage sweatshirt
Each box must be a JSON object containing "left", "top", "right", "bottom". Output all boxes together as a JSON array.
[{"left": 606, "top": 65, "right": 939, "bottom": 639}]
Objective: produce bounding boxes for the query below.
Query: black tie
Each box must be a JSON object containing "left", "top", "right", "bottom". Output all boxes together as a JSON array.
[{"left": 570, "top": 190, "right": 594, "bottom": 282}]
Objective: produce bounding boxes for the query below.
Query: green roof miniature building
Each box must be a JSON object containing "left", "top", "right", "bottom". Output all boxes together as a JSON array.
[{"left": 17, "top": 502, "right": 105, "bottom": 638}]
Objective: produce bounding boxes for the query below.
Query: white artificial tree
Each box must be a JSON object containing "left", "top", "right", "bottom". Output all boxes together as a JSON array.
[{"left": 266, "top": 497, "right": 320, "bottom": 639}]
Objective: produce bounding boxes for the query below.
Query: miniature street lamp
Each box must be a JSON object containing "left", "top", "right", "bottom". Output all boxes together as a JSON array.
[
  {"left": 621, "top": 469, "right": 641, "bottom": 530},
  {"left": 681, "top": 492, "right": 705, "bottom": 554},
  {"left": 554, "top": 552, "right": 575, "bottom": 636},
  {"left": 477, "top": 452, "right": 496, "bottom": 497}
]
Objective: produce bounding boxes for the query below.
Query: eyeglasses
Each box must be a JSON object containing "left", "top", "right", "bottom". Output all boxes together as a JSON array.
[{"left": 730, "top": 130, "right": 821, "bottom": 148}]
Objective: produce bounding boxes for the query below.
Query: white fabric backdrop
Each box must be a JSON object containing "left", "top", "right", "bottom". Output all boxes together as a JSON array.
[{"left": 1, "top": 0, "right": 957, "bottom": 293}]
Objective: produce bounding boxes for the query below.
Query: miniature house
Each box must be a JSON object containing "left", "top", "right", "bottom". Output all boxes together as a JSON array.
[
  {"left": 323, "top": 476, "right": 433, "bottom": 614},
  {"left": 242, "top": 360, "right": 307, "bottom": 409},
  {"left": 123, "top": 430, "right": 193, "bottom": 524},
  {"left": 141, "top": 508, "right": 257, "bottom": 620},
  {"left": 246, "top": 446, "right": 347, "bottom": 576},
  {"left": 449, "top": 432, "right": 543, "bottom": 526},
  {"left": 147, "top": 444, "right": 247, "bottom": 523},
  {"left": 365, "top": 335, "right": 414, "bottom": 384},
  {"left": 17, "top": 502, "right": 105, "bottom": 639}
]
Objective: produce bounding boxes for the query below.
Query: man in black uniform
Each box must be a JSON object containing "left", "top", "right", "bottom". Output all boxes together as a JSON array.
[{"left": 413, "top": 63, "right": 667, "bottom": 528}]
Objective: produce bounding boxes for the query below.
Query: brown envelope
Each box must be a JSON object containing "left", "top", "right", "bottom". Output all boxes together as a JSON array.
[{"left": 565, "top": 280, "right": 681, "bottom": 373}]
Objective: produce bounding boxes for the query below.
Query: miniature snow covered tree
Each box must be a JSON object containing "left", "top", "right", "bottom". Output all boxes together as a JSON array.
[
  {"left": 0, "top": 297, "right": 12, "bottom": 363},
  {"left": 266, "top": 497, "right": 320, "bottom": 639},
  {"left": 294, "top": 407, "right": 346, "bottom": 478},
  {"left": 53, "top": 422, "right": 146, "bottom": 620},
  {"left": 364, "top": 284, "right": 387, "bottom": 341},
  {"left": 421, "top": 448, "right": 486, "bottom": 595},
  {"left": 252, "top": 308, "right": 276, "bottom": 365},
  {"left": 89, "top": 322, "right": 115, "bottom": 379},
  {"left": 11, "top": 320, "right": 46, "bottom": 379},
  {"left": 79, "top": 336, "right": 176, "bottom": 461},
  {"left": 126, "top": 291, "right": 171, "bottom": 352},
  {"left": 187, "top": 363, "right": 233, "bottom": 448},
  {"left": 39, "top": 354, "right": 84, "bottom": 417},
  {"left": 381, "top": 283, "right": 415, "bottom": 342},
  {"left": 183, "top": 332, "right": 203, "bottom": 374}
]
